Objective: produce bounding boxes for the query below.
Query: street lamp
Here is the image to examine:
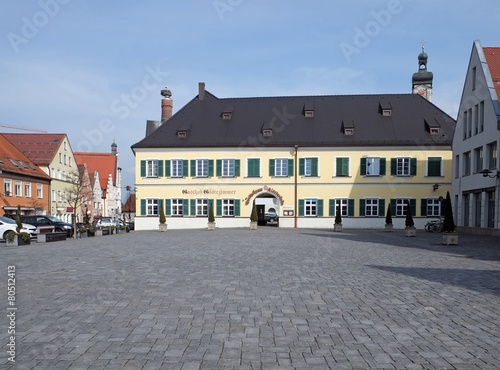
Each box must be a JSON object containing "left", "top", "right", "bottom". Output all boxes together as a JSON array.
[{"left": 479, "top": 169, "right": 500, "bottom": 178}]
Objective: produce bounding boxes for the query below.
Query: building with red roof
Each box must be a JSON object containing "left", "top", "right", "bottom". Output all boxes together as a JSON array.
[
  {"left": 452, "top": 40, "right": 500, "bottom": 233},
  {"left": 0, "top": 133, "right": 51, "bottom": 217},
  {"left": 74, "top": 141, "right": 122, "bottom": 219},
  {"left": 3, "top": 133, "right": 79, "bottom": 223}
]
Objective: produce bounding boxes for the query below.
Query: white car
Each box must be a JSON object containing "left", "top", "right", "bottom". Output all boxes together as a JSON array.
[{"left": 0, "top": 216, "right": 37, "bottom": 240}]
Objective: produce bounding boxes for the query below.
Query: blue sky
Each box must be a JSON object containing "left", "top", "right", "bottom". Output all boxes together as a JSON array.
[{"left": 1, "top": 0, "right": 500, "bottom": 198}]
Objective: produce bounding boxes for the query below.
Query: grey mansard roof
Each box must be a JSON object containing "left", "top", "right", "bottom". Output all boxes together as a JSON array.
[{"left": 131, "top": 91, "right": 456, "bottom": 150}]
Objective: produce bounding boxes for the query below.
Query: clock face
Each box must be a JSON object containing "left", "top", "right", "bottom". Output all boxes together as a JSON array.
[{"left": 417, "top": 88, "right": 427, "bottom": 98}]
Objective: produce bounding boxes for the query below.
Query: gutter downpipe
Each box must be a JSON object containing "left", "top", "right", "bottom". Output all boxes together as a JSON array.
[{"left": 294, "top": 145, "right": 298, "bottom": 228}]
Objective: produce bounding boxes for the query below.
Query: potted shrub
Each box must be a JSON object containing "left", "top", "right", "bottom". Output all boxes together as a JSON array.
[
  {"left": 87, "top": 226, "right": 96, "bottom": 237},
  {"left": 79, "top": 226, "right": 88, "bottom": 238},
  {"left": 404, "top": 200, "right": 416, "bottom": 237},
  {"left": 442, "top": 191, "right": 458, "bottom": 245},
  {"left": 6, "top": 208, "right": 31, "bottom": 246},
  {"left": 334, "top": 204, "right": 342, "bottom": 232},
  {"left": 207, "top": 202, "right": 216, "bottom": 230},
  {"left": 159, "top": 202, "right": 167, "bottom": 232},
  {"left": 385, "top": 205, "right": 393, "bottom": 232},
  {"left": 250, "top": 201, "right": 258, "bottom": 230}
]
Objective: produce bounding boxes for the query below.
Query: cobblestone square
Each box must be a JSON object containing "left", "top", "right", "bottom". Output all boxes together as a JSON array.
[{"left": 1, "top": 228, "right": 499, "bottom": 369}]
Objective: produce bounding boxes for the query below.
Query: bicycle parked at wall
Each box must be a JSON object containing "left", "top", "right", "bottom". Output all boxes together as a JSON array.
[{"left": 425, "top": 218, "right": 444, "bottom": 232}]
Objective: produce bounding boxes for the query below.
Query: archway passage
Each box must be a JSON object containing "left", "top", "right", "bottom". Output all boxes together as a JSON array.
[{"left": 254, "top": 193, "right": 280, "bottom": 227}]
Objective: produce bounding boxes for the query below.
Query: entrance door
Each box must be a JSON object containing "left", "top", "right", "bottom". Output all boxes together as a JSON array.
[{"left": 257, "top": 205, "right": 266, "bottom": 225}]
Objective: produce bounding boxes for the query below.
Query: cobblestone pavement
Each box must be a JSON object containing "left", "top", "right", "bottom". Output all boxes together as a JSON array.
[{"left": 1, "top": 228, "right": 500, "bottom": 369}]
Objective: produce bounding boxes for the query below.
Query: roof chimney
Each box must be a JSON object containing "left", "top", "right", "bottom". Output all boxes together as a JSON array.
[
  {"left": 161, "top": 87, "right": 173, "bottom": 122},
  {"left": 199, "top": 82, "right": 205, "bottom": 101}
]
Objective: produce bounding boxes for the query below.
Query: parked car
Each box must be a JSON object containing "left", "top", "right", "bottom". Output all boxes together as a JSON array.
[
  {"left": 0, "top": 216, "right": 37, "bottom": 239},
  {"left": 264, "top": 211, "right": 279, "bottom": 223},
  {"left": 21, "top": 215, "right": 73, "bottom": 237},
  {"left": 125, "top": 221, "right": 134, "bottom": 230},
  {"left": 92, "top": 217, "right": 116, "bottom": 228}
]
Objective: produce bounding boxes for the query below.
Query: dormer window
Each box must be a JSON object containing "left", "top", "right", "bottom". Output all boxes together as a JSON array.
[
  {"left": 344, "top": 128, "right": 354, "bottom": 135},
  {"left": 177, "top": 130, "right": 187, "bottom": 138},
  {"left": 305, "top": 110, "right": 314, "bottom": 118},
  {"left": 222, "top": 107, "right": 233, "bottom": 120},
  {"left": 263, "top": 129, "right": 273, "bottom": 137},
  {"left": 379, "top": 101, "right": 392, "bottom": 116},
  {"left": 430, "top": 128, "right": 440, "bottom": 135},
  {"left": 382, "top": 109, "right": 392, "bottom": 117}
]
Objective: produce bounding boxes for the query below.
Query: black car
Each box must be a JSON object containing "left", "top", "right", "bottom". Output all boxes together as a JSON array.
[{"left": 21, "top": 215, "right": 73, "bottom": 237}]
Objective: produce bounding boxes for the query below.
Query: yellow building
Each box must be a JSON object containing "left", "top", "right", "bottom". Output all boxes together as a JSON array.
[{"left": 132, "top": 83, "right": 456, "bottom": 230}]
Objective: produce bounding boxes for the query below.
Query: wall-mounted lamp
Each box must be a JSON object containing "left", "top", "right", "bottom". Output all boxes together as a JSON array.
[
  {"left": 479, "top": 169, "right": 500, "bottom": 178},
  {"left": 432, "top": 183, "right": 440, "bottom": 192}
]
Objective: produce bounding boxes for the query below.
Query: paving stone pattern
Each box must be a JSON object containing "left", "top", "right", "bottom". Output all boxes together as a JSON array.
[{"left": 1, "top": 228, "right": 500, "bottom": 369}]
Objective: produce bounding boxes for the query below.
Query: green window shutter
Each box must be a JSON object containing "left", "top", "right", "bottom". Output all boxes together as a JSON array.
[
  {"left": 190, "top": 199, "right": 196, "bottom": 216},
  {"left": 269, "top": 159, "right": 275, "bottom": 177},
  {"left": 140, "top": 199, "right": 146, "bottom": 215},
  {"left": 427, "top": 157, "right": 441, "bottom": 176},
  {"left": 157, "top": 160, "right": 163, "bottom": 177},
  {"left": 248, "top": 159, "right": 260, "bottom": 177},
  {"left": 317, "top": 199, "right": 323, "bottom": 217},
  {"left": 336, "top": 158, "right": 348, "bottom": 176},
  {"left": 182, "top": 160, "right": 189, "bottom": 177},
  {"left": 183, "top": 199, "right": 189, "bottom": 216},
  {"left": 165, "top": 199, "right": 171, "bottom": 216},
  {"left": 216, "top": 159, "right": 222, "bottom": 177},
  {"left": 380, "top": 158, "right": 386, "bottom": 176},
  {"left": 410, "top": 158, "right": 417, "bottom": 176},
  {"left": 329, "top": 199, "right": 336, "bottom": 216},
  {"left": 234, "top": 160, "right": 240, "bottom": 177},
  {"left": 359, "top": 199, "right": 366, "bottom": 217},
  {"left": 390, "top": 199, "right": 396, "bottom": 217},
  {"left": 410, "top": 199, "right": 416, "bottom": 216},
  {"left": 390, "top": 158, "right": 397, "bottom": 176},
  {"left": 299, "top": 158, "right": 305, "bottom": 176},
  {"left": 311, "top": 158, "right": 318, "bottom": 176},
  {"left": 421, "top": 199, "right": 427, "bottom": 216},
  {"left": 208, "top": 160, "right": 214, "bottom": 177},
  {"left": 360, "top": 158, "right": 367, "bottom": 176},
  {"left": 140, "top": 160, "right": 146, "bottom": 177},
  {"left": 216, "top": 199, "right": 222, "bottom": 216},
  {"left": 348, "top": 199, "right": 355, "bottom": 217},
  {"left": 298, "top": 199, "right": 304, "bottom": 216},
  {"left": 234, "top": 200, "right": 240, "bottom": 216},
  {"left": 378, "top": 199, "right": 385, "bottom": 217},
  {"left": 288, "top": 159, "right": 294, "bottom": 177},
  {"left": 165, "top": 160, "right": 171, "bottom": 177},
  {"left": 190, "top": 160, "right": 196, "bottom": 177}
]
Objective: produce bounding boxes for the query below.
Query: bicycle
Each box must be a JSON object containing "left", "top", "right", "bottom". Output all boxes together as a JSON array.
[{"left": 425, "top": 218, "right": 443, "bottom": 232}]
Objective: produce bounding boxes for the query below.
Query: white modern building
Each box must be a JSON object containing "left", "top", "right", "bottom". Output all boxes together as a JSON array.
[{"left": 452, "top": 40, "right": 500, "bottom": 233}]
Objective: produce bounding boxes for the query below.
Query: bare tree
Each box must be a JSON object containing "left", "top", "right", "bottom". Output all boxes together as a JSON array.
[{"left": 64, "top": 166, "right": 93, "bottom": 239}]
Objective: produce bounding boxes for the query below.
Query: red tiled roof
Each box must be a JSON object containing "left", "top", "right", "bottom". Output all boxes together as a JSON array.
[
  {"left": 73, "top": 152, "right": 117, "bottom": 192},
  {"left": 483, "top": 47, "right": 500, "bottom": 100},
  {"left": 0, "top": 134, "right": 51, "bottom": 180},
  {"left": 2, "top": 133, "right": 67, "bottom": 166}
]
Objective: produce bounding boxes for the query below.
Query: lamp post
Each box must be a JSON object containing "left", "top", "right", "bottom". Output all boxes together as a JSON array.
[{"left": 479, "top": 169, "right": 500, "bottom": 178}]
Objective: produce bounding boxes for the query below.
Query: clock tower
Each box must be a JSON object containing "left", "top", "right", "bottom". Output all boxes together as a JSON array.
[{"left": 412, "top": 44, "right": 433, "bottom": 101}]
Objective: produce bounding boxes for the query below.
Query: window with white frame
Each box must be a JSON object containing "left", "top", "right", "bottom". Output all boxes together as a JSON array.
[
  {"left": 463, "top": 152, "right": 471, "bottom": 176},
  {"left": 196, "top": 199, "right": 208, "bottom": 216},
  {"left": 222, "top": 159, "right": 235, "bottom": 177},
  {"left": 37, "top": 184, "right": 43, "bottom": 199},
  {"left": 487, "top": 142, "right": 497, "bottom": 169},
  {"left": 197, "top": 159, "right": 209, "bottom": 177},
  {"left": 366, "top": 157, "right": 380, "bottom": 176},
  {"left": 336, "top": 199, "right": 349, "bottom": 217},
  {"left": 365, "top": 198, "right": 379, "bottom": 217},
  {"left": 397, "top": 158, "right": 411, "bottom": 176},
  {"left": 305, "top": 158, "right": 318, "bottom": 177},
  {"left": 395, "top": 198, "right": 410, "bottom": 217},
  {"left": 58, "top": 191, "right": 62, "bottom": 202},
  {"left": 222, "top": 199, "right": 235, "bottom": 216},
  {"left": 171, "top": 159, "right": 183, "bottom": 177},
  {"left": 147, "top": 199, "right": 158, "bottom": 216},
  {"left": 4, "top": 180, "right": 12, "bottom": 197},
  {"left": 59, "top": 153, "right": 62, "bottom": 163},
  {"left": 305, "top": 199, "right": 317, "bottom": 216},
  {"left": 171, "top": 198, "right": 184, "bottom": 216},
  {"left": 275, "top": 159, "right": 288, "bottom": 177},
  {"left": 474, "top": 147, "right": 483, "bottom": 173},
  {"left": 335, "top": 157, "right": 350, "bottom": 177},
  {"left": 15, "top": 181, "right": 22, "bottom": 197},
  {"left": 146, "top": 160, "right": 158, "bottom": 178},
  {"left": 427, "top": 198, "right": 441, "bottom": 217},
  {"left": 25, "top": 182, "right": 31, "bottom": 198},
  {"left": 52, "top": 190, "right": 56, "bottom": 202}
]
